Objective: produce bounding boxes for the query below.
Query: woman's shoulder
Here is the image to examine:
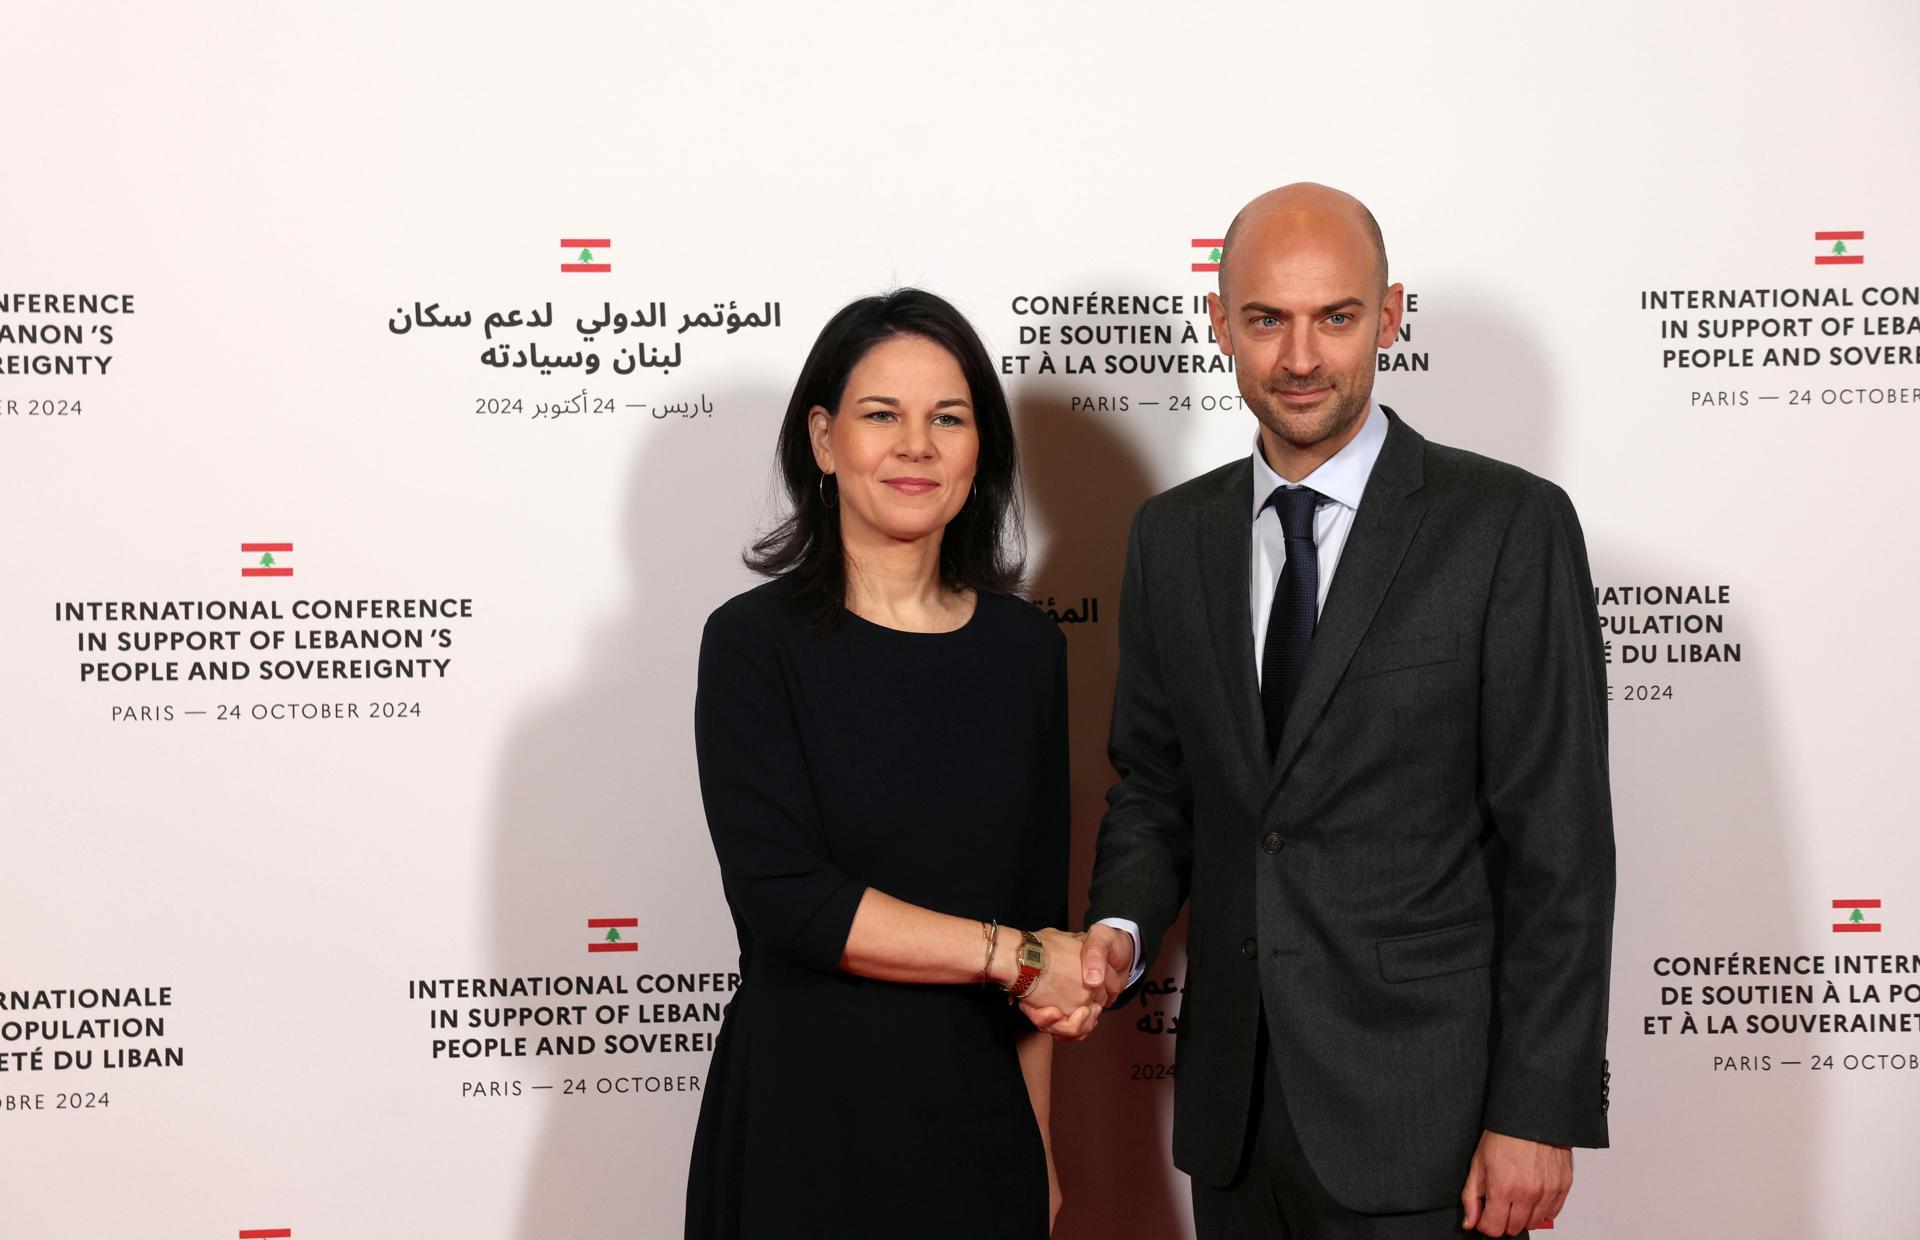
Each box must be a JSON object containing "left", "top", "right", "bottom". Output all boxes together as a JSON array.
[
  {"left": 972, "top": 589, "right": 1066, "bottom": 654},
  {"left": 703, "top": 577, "right": 803, "bottom": 644}
]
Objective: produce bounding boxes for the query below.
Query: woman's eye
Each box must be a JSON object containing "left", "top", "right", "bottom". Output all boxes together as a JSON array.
[
  {"left": 933, "top": 413, "right": 963, "bottom": 427},
  {"left": 864, "top": 410, "right": 895, "bottom": 422}
]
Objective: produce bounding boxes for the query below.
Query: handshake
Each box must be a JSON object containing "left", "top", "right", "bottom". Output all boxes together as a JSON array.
[{"left": 1005, "top": 924, "right": 1137, "bottom": 1041}]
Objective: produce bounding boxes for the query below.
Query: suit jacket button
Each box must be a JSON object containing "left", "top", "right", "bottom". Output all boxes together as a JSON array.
[
  {"left": 1262, "top": 831, "right": 1283, "bottom": 854},
  {"left": 1240, "top": 937, "right": 1258, "bottom": 960}
]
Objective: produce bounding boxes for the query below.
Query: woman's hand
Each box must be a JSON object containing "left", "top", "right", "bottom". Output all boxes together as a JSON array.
[
  {"left": 1014, "top": 928, "right": 1106, "bottom": 1038},
  {"left": 1014, "top": 1028, "right": 1058, "bottom": 1234},
  {"left": 1021, "top": 928, "right": 1097, "bottom": 1009},
  {"left": 1048, "top": 1145, "right": 1062, "bottom": 1232}
]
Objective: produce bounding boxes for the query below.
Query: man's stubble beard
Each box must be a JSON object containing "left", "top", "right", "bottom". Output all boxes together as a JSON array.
[{"left": 1243, "top": 369, "right": 1374, "bottom": 453}]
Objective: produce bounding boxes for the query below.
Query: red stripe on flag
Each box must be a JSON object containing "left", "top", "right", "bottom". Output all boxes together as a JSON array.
[
  {"left": 1191, "top": 263, "right": 1221, "bottom": 273},
  {"left": 238, "top": 1230, "right": 293, "bottom": 1238},
  {"left": 561, "top": 263, "right": 613, "bottom": 273},
  {"left": 588, "top": 918, "right": 639, "bottom": 928},
  {"left": 1814, "top": 255, "right": 1864, "bottom": 265},
  {"left": 242, "top": 568, "right": 294, "bottom": 577},
  {"left": 1814, "top": 231, "right": 1865, "bottom": 240},
  {"left": 589, "top": 942, "right": 640, "bottom": 952},
  {"left": 1192, "top": 238, "right": 1224, "bottom": 247},
  {"left": 561, "top": 238, "right": 611, "bottom": 248},
  {"left": 1833, "top": 923, "right": 1882, "bottom": 932},
  {"left": 241, "top": 543, "right": 293, "bottom": 552},
  {"left": 1832, "top": 899, "right": 1881, "bottom": 908}
]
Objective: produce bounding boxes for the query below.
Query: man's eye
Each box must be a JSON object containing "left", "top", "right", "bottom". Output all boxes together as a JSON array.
[
  {"left": 1327, "top": 314, "right": 1349, "bottom": 326},
  {"left": 1256, "top": 316, "right": 1278, "bottom": 329}
]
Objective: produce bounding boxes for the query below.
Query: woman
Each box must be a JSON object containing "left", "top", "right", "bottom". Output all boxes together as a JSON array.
[{"left": 684, "top": 288, "right": 1098, "bottom": 1238}]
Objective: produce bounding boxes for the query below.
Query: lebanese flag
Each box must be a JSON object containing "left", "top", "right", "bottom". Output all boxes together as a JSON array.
[
  {"left": 1832, "top": 898, "right": 1881, "bottom": 933},
  {"left": 589, "top": 916, "right": 639, "bottom": 952},
  {"left": 1191, "top": 238, "right": 1224, "bottom": 273},
  {"left": 562, "top": 238, "right": 612, "bottom": 273},
  {"left": 241, "top": 542, "right": 292, "bottom": 578},
  {"left": 1814, "top": 231, "right": 1864, "bottom": 265}
]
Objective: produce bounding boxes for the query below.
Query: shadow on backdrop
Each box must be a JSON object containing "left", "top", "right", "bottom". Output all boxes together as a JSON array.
[
  {"left": 1017, "top": 304, "right": 1205, "bottom": 1238},
  {"left": 1409, "top": 300, "right": 1807, "bottom": 1238},
  {"left": 486, "top": 383, "right": 779, "bottom": 1240}
]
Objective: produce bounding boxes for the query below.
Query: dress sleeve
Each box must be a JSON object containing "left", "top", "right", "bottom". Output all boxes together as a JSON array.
[
  {"left": 1002, "top": 628, "right": 1072, "bottom": 1030},
  {"left": 1012, "top": 630, "right": 1072, "bottom": 971},
  {"left": 693, "top": 603, "right": 867, "bottom": 974}
]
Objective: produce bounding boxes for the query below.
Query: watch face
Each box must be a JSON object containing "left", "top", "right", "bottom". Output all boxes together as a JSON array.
[{"left": 1017, "top": 943, "right": 1045, "bottom": 970}]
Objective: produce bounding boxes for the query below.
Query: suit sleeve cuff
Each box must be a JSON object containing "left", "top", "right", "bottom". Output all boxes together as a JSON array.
[{"left": 1482, "top": 1056, "right": 1612, "bottom": 1150}]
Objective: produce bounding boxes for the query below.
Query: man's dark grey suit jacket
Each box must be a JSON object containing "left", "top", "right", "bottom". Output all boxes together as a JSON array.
[{"left": 1086, "top": 407, "right": 1614, "bottom": 1215}]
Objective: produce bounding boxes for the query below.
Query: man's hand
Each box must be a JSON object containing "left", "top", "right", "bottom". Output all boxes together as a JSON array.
[
  {"left": 1459, "top": 1130, "right": 1571, "bottom": 1236},
  {"left": 1080, "top": 922, "right": 1136, "bottom": 1009}
]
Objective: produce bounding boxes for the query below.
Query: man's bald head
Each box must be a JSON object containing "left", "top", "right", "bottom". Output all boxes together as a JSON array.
[
  {"left": 1204, "top": 183, "right": 1406, "bottom": 478},
  {"left": 1219, "top": 183, "right": 1389, "bottom": 295}
]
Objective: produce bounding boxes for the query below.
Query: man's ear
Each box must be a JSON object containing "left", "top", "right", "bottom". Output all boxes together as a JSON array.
[
  {"left": 1375, "top": 283, "right": 1407, "bottom": 351},
  {"left": 1207, "top": 292, "right": 1234, "bottom": 357}
]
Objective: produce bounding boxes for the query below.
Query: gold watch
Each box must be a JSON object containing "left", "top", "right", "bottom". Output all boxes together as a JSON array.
[{"left": 1004, "top": 929, "right": 1045, "bottom": 1003}]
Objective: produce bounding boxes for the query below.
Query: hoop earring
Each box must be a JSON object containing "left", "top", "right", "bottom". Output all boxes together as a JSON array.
[{"left": 817, "top": 472, "right": 838, "bottom": 509}]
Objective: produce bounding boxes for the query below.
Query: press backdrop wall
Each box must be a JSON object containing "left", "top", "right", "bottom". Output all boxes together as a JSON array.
[{"left": 5, "top": 3, "right": 1918, "bottom": 1237}]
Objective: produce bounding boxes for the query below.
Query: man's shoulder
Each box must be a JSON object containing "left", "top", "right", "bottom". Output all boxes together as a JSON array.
[
  {"left": 1415, "top": 432, "right": 1575, "bottom": 517},
  {"left": 1404, "top": 424, "right": 1587, "bottom": 556}
]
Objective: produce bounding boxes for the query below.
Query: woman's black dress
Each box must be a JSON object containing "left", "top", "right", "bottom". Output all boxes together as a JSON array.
[{"left": 684, "top": 581, "right": 1069, "bottom": 1239}]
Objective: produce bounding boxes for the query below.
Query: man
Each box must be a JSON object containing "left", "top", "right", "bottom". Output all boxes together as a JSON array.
[{"left": 1055, "top": 185, "right": 1614, "bottom": 1238}]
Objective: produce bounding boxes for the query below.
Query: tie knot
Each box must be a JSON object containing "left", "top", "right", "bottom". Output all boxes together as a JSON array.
[{"left": 1265, "top": 485, "right": 1322, "bottom": 542}]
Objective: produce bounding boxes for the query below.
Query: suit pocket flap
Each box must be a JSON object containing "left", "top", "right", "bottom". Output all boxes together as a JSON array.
[
  {"left": 1376, "top": 918, "right": 1495, "bottom": 982},
  {"left": 1356, "top": 632, "right": 1458, "bottom": 678}
]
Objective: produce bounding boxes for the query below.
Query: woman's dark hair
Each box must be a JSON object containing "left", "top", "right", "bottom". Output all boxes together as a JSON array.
[{"left": 746, "top": 287, "right": 1026, "bottom": 627}]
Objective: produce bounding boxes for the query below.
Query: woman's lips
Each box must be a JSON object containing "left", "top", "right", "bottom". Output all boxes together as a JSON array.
[{"left": 882, "top": 478, "right": 940, "bottom": 495}]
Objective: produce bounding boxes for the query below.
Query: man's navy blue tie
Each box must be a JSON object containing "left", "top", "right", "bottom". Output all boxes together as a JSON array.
[{"left": 1261, "top": 486, "right": 1323, "bottom": 757}]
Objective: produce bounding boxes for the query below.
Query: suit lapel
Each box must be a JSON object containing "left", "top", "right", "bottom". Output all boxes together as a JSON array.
[
  {"left": 1192, "top": 458, "right": 1266, "bottom": 781},
  {"left": 1267, "top": 408, "right": 1430, "bottom": 796}
]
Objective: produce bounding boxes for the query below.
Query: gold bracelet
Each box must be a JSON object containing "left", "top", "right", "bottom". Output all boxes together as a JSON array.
[{"left": 980, "top": 918, "right": 1000, "bottom": 985}]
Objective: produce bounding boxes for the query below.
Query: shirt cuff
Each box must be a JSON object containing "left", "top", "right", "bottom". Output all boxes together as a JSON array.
[{"left": 1093, "top": 917, "right": 1148, "bottom": 989}]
